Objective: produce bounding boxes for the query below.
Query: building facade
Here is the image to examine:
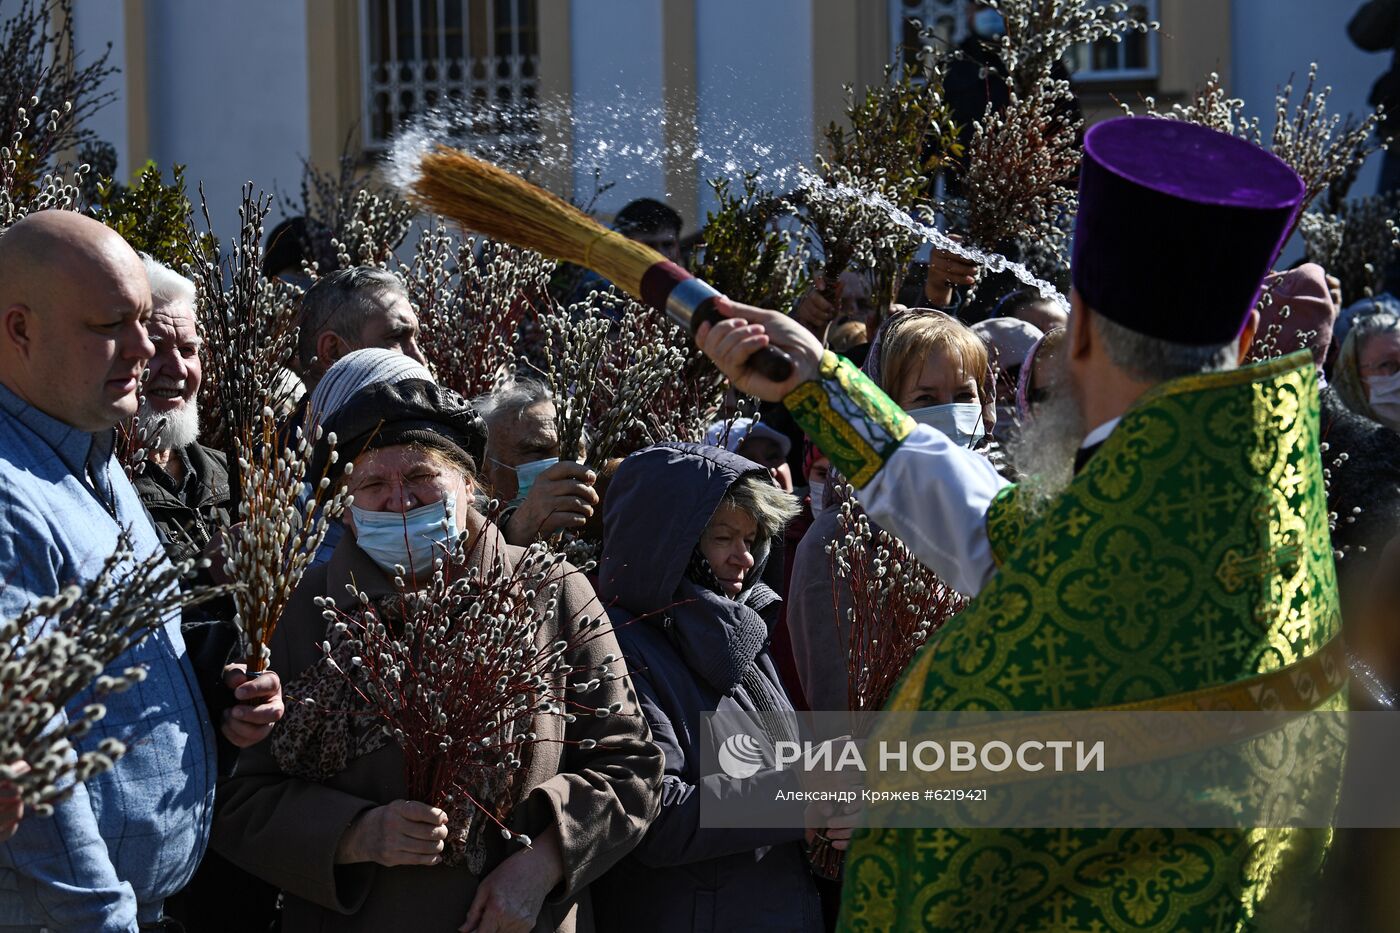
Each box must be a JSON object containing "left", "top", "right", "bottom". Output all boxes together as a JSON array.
[{"left": 72, "top": 0, "right": 1385, "bottom": 239}]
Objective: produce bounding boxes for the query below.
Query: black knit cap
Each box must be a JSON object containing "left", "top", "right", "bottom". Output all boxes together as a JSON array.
[{"left": 312, "top": 378, "right": 488, "bottom": 482}]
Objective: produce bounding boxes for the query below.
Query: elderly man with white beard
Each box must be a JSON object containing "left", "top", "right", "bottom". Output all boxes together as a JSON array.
[{"left": 130, "top": 256, "right": 232, "bottom": 568}]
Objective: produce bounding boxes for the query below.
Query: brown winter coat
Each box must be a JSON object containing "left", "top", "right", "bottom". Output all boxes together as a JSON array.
[{"left": 211, "top": 527, "right": 663, "bottom": 932}]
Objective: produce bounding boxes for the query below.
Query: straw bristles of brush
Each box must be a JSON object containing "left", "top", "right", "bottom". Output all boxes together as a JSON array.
[{"left": 412, "top": 146, "right": 664, "bottom": 300}]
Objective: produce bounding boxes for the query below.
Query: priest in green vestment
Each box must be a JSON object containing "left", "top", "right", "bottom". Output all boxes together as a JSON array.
[{"left": 694, "top": 116, "right": 1345, "bottom": 931}]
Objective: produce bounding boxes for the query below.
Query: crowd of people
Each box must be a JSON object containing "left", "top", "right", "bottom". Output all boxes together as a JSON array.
[{"left": 2, "top": 5, "right": 1400, "bottom": 932}]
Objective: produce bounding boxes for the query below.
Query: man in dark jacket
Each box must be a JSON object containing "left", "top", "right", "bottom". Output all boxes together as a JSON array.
[{"left": 592, "top": 442, "right": 853, "bottom": 933}]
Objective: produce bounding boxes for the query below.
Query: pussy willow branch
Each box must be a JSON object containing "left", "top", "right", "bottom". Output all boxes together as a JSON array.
[
  {"left": 225, "top": 408, "right": 352, "bottom": 673},
  {"left": 0, "top": 536, "right": 228, "bottom": 814},
  {"left": 186, "top": 183, "right": 302, "bottom": 458},
  {"left": 0, "top": 96, "right": 88, "bottom": 231},
  {"left": 407, "top": 224, "right": 551, "bottom": 399}
]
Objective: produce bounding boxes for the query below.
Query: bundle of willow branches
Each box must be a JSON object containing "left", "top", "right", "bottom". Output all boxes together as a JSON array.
[
  {"left": 827, "top": 486, "right": 967, "bottom": 714},
  {"left": 0, "top": 96, "right": 88, "bottom": 230},
  {"left": 958, "top": 78, "right": 1081, "bottom": 261},
  {"left": 791, "top": 162, "right": 922, "bottom": 312},
  {"left": 541, "top": 291, "right": 722, "bottom": 468},
  {"left": 981, "top": 0, "right": 1158, "bottom": 95},
  {"left": 691, "top": 172, "right": 807, "bottom": 312},
  {"left": 312, "top": 535, "right": 620, "bottom": 863},
  {"left": 808, "top": 486, "right": 966, "bottom": 878},
  {"left": 1300, "top": 193, "right": 1400, "bottom": 305},
  {"left": 187, "top": 184, "right": 303, "bottom": 454},
  {"left": 539, "top": 299, "right": 612, "bottom": 469},
  {"left": 406, "top": 223, "right": 551, "bottom": 399},
  {"left": 0, "top": 0, "right": 114, "bottom": 177},
  {"left": 0, "top": 538, "right": 224, "bottom": 815},
  {"left": 225, "top": 408, "right": 352, "bottom": 672},
  {"left": 1270, "top": 65, "right": 1385, "bottom": 228}
]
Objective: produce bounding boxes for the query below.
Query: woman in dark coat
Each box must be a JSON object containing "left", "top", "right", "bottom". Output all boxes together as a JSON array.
[
  {"left": 212, "top": 375, "right": 663, "bottom": 933},
  {"left": 591, "top": 441, "right": 828, "bottom": 933}
]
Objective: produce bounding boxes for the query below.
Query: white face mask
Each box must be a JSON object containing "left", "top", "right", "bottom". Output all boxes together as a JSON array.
[
  {"left": 908, "top": 402, "right": 987, "bottom": 448},
  {"left": 808, "top": 480, "right": 826, "bottom": 518},
  {"left": 1366, "top": 370, "right": 1400, "bottom": 431}
]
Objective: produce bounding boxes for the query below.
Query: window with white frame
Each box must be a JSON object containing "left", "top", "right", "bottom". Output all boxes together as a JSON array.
[
  {"left": 360, "top": 0, "right": 540, "bottom": 152},
  {"left": 889, "top": 0, "right": 1160, "bottom": 82},
  {"left": 1063, "top": 1, "right": 1159, "bottom": 82}
]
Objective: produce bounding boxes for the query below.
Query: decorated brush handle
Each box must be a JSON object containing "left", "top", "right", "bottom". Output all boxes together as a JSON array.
[{"left": 640, "top": 262, "right": 796, "bottom": 382}]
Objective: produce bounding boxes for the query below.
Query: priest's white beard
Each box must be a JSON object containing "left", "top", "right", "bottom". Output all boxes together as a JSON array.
[
  {"left": 1006, "top": 379, "right": 1083, "bottom": 512},
  {"left": 138, "top": 399, "right": 200, "bottom": 451}
]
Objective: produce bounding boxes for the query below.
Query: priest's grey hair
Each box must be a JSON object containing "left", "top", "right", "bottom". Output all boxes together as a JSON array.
[
  {"left": 720, "top": 473, "right": 801, "bottom": 539},
  {"left": 1093, "top": 311, "right": 1237, "bottom": 383}
]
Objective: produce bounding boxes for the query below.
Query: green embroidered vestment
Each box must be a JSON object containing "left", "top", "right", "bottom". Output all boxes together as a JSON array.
[{"left": 837, "top": 352, "right": 1345, "bottom": 932}]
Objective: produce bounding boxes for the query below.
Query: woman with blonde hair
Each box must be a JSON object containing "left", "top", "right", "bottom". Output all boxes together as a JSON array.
[{"left": 786, "top": 310, "right": 999, "bottom": 713}]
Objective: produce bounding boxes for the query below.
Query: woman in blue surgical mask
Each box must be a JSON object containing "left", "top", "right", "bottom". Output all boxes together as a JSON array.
[
  {"left": 216, "top": 376, "right": 665, "bottom": 931},
  {"left": 787, "top": 310, "right": 1001, "bottom": 714}
]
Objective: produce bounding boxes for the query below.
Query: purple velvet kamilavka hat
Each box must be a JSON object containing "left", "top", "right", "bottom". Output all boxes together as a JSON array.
[{"left": 1072, "top": 117, "right": 1306, "bottom": 347}]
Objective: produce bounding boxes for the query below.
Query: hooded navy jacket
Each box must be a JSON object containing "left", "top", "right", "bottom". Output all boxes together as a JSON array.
[{"left": 592, "top": 443, "right": 821, "bottom": 933}]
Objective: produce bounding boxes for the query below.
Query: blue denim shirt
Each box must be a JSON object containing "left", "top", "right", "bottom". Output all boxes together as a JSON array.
[{"left": 0, "top": 383, "right": 215, "bottom": 931}]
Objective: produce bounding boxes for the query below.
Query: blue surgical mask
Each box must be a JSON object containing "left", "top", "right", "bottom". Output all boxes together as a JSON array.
[
  {"left": 973, "top": 8, "right": 1005, "bottom": 38},
  {"left": 350, "top": 494, "right": 458, "bottom": 576},
  {"left": 507, "top": 457, "right": 560, "bottom": 509},
  {"left": 808, "top": 480, "right": 827, "bottom": 519},
  {"left": 908, "top": 402, "right": 987, "bottom": 448}
]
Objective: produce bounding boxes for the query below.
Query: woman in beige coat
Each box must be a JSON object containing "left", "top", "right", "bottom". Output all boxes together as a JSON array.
[{"left": 212, "top": 371, "right": 662, "bottom": 932}]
